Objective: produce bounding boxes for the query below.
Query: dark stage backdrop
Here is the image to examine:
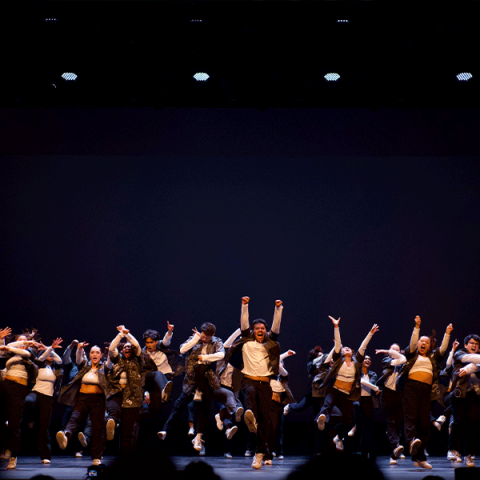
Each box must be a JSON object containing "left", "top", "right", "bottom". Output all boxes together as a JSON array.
[{"left": 1, "top": 108, "right": 480, "bottom": 405}]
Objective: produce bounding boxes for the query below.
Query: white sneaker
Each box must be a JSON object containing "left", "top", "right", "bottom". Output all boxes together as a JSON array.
[
  {"left": 410, "top": 438, "right": 421, "bottom": 456},
  {"left": 465, "top": 455, "right": 475, "bottom": 467},
  {"left": 348, "top": 425, "right": 357, "bottom": 437},
  {"left": 264, "top": 459, "right": 273, "bottom": 466},
  {"left": 393, "top": 445, "right": 404, "bottom": 458},
  {"left": 252, "top": 453, "right": 264, "bottom": 469},
  {"left": 226, "top": 426, "right": 238, "bottom": 440},
  {"left": 399, "top": 454, "right": 406, "bottom": 459},
  {"left": 333, "top": 435, "right": 344, "bottom": 451},
  {"left": 245, "top": 450, "right": 253, "bottom": 457},
  {"left": 42, "top": 459, "right": 51, "bottom": 464},
  {"left": 199, "top": 444, "right": 206, "bottom": 456},
  {"left": 277, "top": 455, "right": 284, "bottom": 460},
  {"left": 192, "top": 435, "right": 204, "bottom": 452},
  {"left": 193, "top": 390, "right": 203, "bottom": 402},
  {"left": 447, "top": 450, "right": 462, "bottom": 462},
  {"left": 215, "top": 413, "right": 223, "bottom": 431},
  {"left": 7, "top": 457, "right": 17, "bottom": 469},
  {"left": 317, "top": 414, "right": 326, "bottom": 431},
  {"left": 162, "top": 381, "right": 173, "bottom": 402},
  {"left": 414, "top": 461, "right": 432, "bottom": 469},
  {"left": 78, "top": 432, "right": 88, "bottom": 448},
  {"left": 106, "top": 418, "right": 115, "bottom": 441},
  {"left": 244, "top": 410, "right": 258, "bottom": 433},
  {"left": 224, "top": 452, "right": 233, "bottom": 459},
  {"left": 389, "top": 457, "right": 398, "bottom": 465},
  {"left": 157, "top": 431, "right": 167, "bottom": 441},
  {"left": 56, "top": 431, "right": 68, "bottom": 450},
  {"left": 75, "top": 452, "right": 83, "bottom": 458},
  {"left": 235, "top": 406, "right": 244, "bottom": 423},
  {"left": 92, "top": 459, "right": 102, "bottom": 466},
  {"left": 283, "top": 404, "right": 290, "bottom": 416},
  {"left": 188, "top": 427, "right": 195, "bottom": 437}
]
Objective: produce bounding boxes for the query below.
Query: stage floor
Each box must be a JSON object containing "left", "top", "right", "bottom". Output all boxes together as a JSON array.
[{"left": 1, "top": 455, "right": 478, "bottom": 480}]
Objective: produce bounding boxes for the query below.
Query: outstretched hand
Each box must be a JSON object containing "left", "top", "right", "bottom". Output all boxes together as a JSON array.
[
  {"left": 78, "top": 341, "right": 89, "bottom": 349},
  {"left": 446, "top": 323, "right": 454, "bottom": 335},
  {"left": 0, "top": 327, "right": 12, "bottom": 339},
  {"left": 328, "top": 316, "right": 341, "bottom": 327},
  {"left": 452, "top": 339, "right": 460, "bottom": 351},
  {"left": 375, "top": 349, "right": 388, "bottom": 355},
  {"left": 52, "top": 337, "right": 63, "bottom": 349},
  {"left": 192, "top": 328, "right": 201, "bottom": 337},
  {"left": 287, "top": 350, "right": 296, "bottom": 356},
  {"left": 167, "top": 321, "right": 174, "bottom": 333},
  {"left": 370, "top": 324, "right": 380, "bottom": 335}
]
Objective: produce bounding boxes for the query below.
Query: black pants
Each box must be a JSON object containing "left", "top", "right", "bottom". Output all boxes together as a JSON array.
[
  {"left": 241, "top": 377, "right": 272, "bottom": 456},
  {"left": 319, "top": 387, "right": 355, "bottom": 444},
  {"left": 264, "top": 399, "right": 284, "bottom": 460},
  {"left": 402, "top": 379, "right": 431, "bottom": 462},
  {"left": 65, "top": 393, "right": 106, "bottom": 460},
  {"left": 380, "top": 387, "right": 404, "bottom": 456},
  {"left": 450, "top": 390, "right": 480, "bottom": 456},
  {"left": 0, "top": 379, "right": 29, "bottom": 457},
  {"left": 24, "top": 391, "right": 54, "bottom": 460},
  {"left": 140, "top": 371, "right": 172, "bottom": 419},
  {"left": 355, "top": 396, "right": 375, "bottom": 456}
]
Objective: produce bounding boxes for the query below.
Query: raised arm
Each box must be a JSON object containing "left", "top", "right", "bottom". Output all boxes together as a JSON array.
[
  {"left": 375, "top": 348, "right": 406, "bottom": 367},
  {"left": 438, "top": 324, "right": 453, "bottom": 356},
  {"left": 109, "top": 327, "right": 125, "bottom": 358},
  {"left": 240, "top": 296, "right": 250, "bottom": 331},
  {"left": 38, "top": 338, "right": 63, "bottom": 364},
  {"left": 409, "top": 316, "right": 421, "bottom": 353},
  {"left": 63, "top": 339, "right": 78, "bottom": 365},
  {"left": 358, "top": 324, "right": 379, "bottom": 357},
  {"left": 76, "top": 342, "right": 89, "bottom": 365},
  {"left": 329, "top": 316, "right": 342, "bottom": 354},
  {"left": 162, "top": 322, "right": 174, "bottom": 347},
  {"left": 224, "top": 328, "right": 241, "bottom": 349},
  {"left": 271, "top": 300, "right": 283, "bottom": 335},
  {"left": 179, "top": 329, "right": 201, "bottom": 354}
]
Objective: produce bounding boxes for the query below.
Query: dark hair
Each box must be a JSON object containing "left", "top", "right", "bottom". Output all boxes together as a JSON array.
[
  {"left": 201, "top": 322, "right": 216, "bottom": 336},
  {"left": 143, "top": 329, "right": 160, "bottom": 342},
  {"left": 308, "top": 346, "right": 323, "bottom": 361},
  {"left": 252, "top": 318, "right": 268, "bottom": 329},
  {"left": 464, "top": 334, "right": 480, "bottom": 346}
]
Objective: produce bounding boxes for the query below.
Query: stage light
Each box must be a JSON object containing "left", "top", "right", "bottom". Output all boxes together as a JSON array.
[
  {"left": 194, "top": 72, "right": 210, "bottom": 82},
  {"left": 324, "top": 73, "right": 340, "bottom": 82},
  {"left": 45, "top": 18, "right": 57, "bottom": 22},
  {"left": 190, "top": 19, "right": 204, "bottom": 23},
  {"left": 456, "top": 72, "right": 472, "bottom": 81},
  {"left": 337, "top": 20, "right": 349, "bottom": 23},
  {"left": 61, "top": 72, "right": 78, "bottom": 81}
]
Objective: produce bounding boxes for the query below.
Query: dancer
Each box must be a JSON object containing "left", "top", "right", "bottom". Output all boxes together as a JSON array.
[
  {"left": 56, "top": 342, "right": 114, "bottom": 466},
  {"left": 448, "top": 333, "right": 480, "bottom": 467},
  {"left": 375, "top": 343, "right": 406, "bottom": 464},
  {"left": 107, "top": 325, "right": 145, "bottom": 454},
  {"left": 24, "top": 337, "right": 63, "bottom": 464},
  {"left": 0, "top": 328, "right": 39, "bottom": 470},
  {"left": 397, "top": 315, "right": 452, "bottom": 469},
  {"left": 315, "top": 316, "right": 379, "bottom": 455},
  {"left": 226, "top": 296, "right": 283, "bottom": 469}
]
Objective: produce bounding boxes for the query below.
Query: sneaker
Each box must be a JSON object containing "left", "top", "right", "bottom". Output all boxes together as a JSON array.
[
  {"left": 410, "top": 438, "right": 421, "bottom": 456},
  {"left": 106, "top": 418, "right": 115, "bottom": 441},
  {"left": 162, "top": 381, "right": 173, "bottom": 402},
  {"left": 283, "top": 404, "right": 290, "bottom": 416},
  {"left": 188, "top": 427, "right": 195, "bottom": 437},
  {"left": 75, "top": 452, "right": 83, "bottom": 458},
  {"left": 41, "top": 459, "right": 51, "bottom": 464},
  {"left": 465, "top": 455, "right": 475, "bottom": 467},
  {"left": 215, "top": 413, "right": 224, "bottom": 431},
  {"left": 277, "top": 455, "right": 284, "bottom": 460},
  {"left": 78, "top": 432, "right": 88, "bottom": 448},
  {"left": 333, "top": 435, "right": 344, "bottom": 452},
  {"left": 7, "top": 457, "right": 17, "bottom": 470},
  {"left": 235, "top": 406, "right": 244, "bottom": 423},
  {"left": 393, "top": 445, "right": 404, "bottom": 459},
  {"left": 414, "top": 461, "right": 432, "bottom": 469},
  {"left": 56, "top": 431, "right": 68, "bottom": 450},
  {"left": 245, "top": 450, "right": 253, "bottom": 457},
  {"left": 272, "top": 452, "right": 276, "bottom": 457},
  {"left": 252, "top": 453, "right": 264, "bottom": 469},
  {"left": 244, "top": 410, "right": 258, "bottom": 433},
  {"left": 199, "top": 444, "right": 206, "bottom": 456},
  {"left": 264, "top": 459, "right": 273, "bottom": 466},
  {"left": 447, "top": 450, "right": 462, "bottom": 462},
  {"left": 92, "top": 459, "right": 101, "bottom": 466},
  {"left": 193, "top": 390, "right": 203, "bottom": 402},
  {"left": 192, "top": 435, "right": 204, "bottom": 452},
  {"left": 0, "top": 450, "right": 11, "bottom": 460},
  {"left": 225, "top": 426, "right": 238, "bottom": 440},
  {"left": 348, "top": 425, "right": 357, "bottom": 437},
  {"left": 157, "top": 431, "right": 167, "bottom": 441},
  {"left": 436, "top": 414, "right": 446, "bottom": 426},
  {"left": 399, "top": 454, "right": 406, "bottom": 459},
  {"left": 390, "top": 457, "right": 398, "bottom": 465},
  {"left": 224, "top": 452, "right": 233, "bottom": 459},
  {"left": 317, "top": 414, "right": 326, "bottom": 431}
]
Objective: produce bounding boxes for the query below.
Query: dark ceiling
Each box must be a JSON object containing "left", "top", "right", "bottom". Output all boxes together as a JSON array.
[{"left": 2, "top": 2, "right": 479, "bottom": 108}]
